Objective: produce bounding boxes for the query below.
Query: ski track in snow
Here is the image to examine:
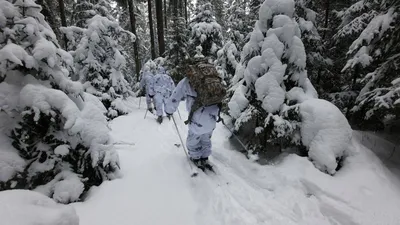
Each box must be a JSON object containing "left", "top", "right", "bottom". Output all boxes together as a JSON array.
[{"left": 73, "top": 98, "right": 400, "bottom": 225}]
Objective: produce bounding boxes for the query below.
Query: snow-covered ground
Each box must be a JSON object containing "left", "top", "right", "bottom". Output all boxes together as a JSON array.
[{"left": 69, "top": 97, "right": 400, "bottom": 225}]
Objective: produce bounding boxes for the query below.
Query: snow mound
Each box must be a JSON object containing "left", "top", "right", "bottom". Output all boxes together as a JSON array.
[
  {"left": 300, "top": 99, "right": 352, "bottom": 174},
  {"left": 0, "top": 190, "right": 79, "bottom": 225}
]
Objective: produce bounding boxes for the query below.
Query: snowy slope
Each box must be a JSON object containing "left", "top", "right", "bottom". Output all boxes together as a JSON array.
[
  {"left": 0, "top": 190, "right": 79, "bottom": 225},
  {"left": 72, "top": 97, "right": 400, "bottom": 225}
]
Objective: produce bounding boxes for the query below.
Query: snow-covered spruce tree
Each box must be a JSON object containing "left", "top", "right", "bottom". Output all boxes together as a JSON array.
[
  {"left": 294, "top": 0, "right": 332, "bottom": 93},
  {"left": 73, "top": 0, "right": 115, "bottom": 28},
  {"left": 0, "top": 0, "right": 119, "bottom": 202},
  {"left": 304, "top": 0, "right": 366, "bottom": 113},
  {"left": 211, "top": 0, "right": 225, "bottom": 31},
  {"left": 189, "top": 0, "right": 223, "bottom": 59},
  {"left": 342, "top": 1, "right": 400, "bottom": 131},
  {"left": 248, "top": 0, "right": 263, "bottom": 28},
  {"left": 227, "top": 0, "right": 352, "bottom": 174},
  {"left": 165, "top": 15, "right": 189, "bottom": 82},
  {"left": 70, "top": 15, "right": 135, "bottom": 119},
  {"left": 331, "top": 0, "right": 376, "bottom": 90},
  {"left": 216, "top": 0, "right": 248, "bottom": 86}
]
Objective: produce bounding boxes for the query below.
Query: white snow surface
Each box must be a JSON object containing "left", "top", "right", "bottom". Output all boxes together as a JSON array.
[
  {"left": 70, "top": 98, "right": 400, "bottom": 225},
  {"left": 0, "top": 190, "right": 79, "bottom": 225}
]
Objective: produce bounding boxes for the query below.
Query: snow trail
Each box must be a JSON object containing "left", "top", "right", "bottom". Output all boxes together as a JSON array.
[{"left": 73, "top": 98, "right": 400, "bottom": 225}]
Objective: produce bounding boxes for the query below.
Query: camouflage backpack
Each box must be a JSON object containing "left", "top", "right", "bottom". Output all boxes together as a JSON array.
[{"left": 185, "top": 58, "right": 226, "bottom": 124}]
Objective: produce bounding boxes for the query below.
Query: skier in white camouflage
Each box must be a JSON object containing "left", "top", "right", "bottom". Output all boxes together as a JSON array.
[
  {"left": 153, "top": 67, "right": 175, "bottom": 124},
  {"left": 139, "top": 70, "right": 155, "bottom": 113},
  {"left": 165, "top": 58, "right": 226, "bottom": 171}
]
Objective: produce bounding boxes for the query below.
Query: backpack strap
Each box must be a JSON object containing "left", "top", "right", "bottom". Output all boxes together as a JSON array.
[
  {"left": 184, "top": 98, "right": 201, "bottom": 125},
  {"left": 185, "top": 102, "right": 223, "bottom": 125}
]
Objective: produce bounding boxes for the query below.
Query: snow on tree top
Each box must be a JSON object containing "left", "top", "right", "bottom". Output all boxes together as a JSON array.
[
  {"left": 19, "top": 84, "right": 81, "bottom": 128},
  {"left": 54, "top": 145, "right": 70, "bottom": 156},
  {"left": 259, "top": 0, "right": 295, "bottom": 22},
  {"left": 348, "top": 8, "right": 396, "bottom": 54}
]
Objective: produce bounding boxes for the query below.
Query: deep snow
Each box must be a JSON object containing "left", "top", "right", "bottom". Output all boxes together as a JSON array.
[{"left": 69, "top": 97, "right": 400, "bottom": 225}]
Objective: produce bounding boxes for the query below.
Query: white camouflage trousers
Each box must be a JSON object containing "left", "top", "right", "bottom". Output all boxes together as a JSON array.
[{"left": 186, "top": 130, "right": 213, "bottom": 159}]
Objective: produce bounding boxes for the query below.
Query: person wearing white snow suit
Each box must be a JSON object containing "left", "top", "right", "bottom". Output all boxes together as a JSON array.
[
  {"left": 165, "top": 58, "right": 226, "bottom": 171},
  {"left": 139, "top": 71, "right": 155, "bottom": 113},
  {"left": 153, "top": 67, "right": 175, "bottom": 124}
]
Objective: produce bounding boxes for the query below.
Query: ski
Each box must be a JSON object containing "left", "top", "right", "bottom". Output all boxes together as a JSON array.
[
  {"left": 192, "top": 160, "right": 216, "bottom": 175},
  {"left": 202, "top": 162, "right": 216, "bottom": 175},
  {"left": 188, "top": 160, "right": 199, "bottom": 177}
]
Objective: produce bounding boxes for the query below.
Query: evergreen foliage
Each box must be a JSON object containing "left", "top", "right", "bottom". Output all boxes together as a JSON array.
[
  {"left": 188, "top": 0, "right": 222, "bottom": 59},
  {"left": 0, "top": 0, "right": 119, "bottom": 203}
]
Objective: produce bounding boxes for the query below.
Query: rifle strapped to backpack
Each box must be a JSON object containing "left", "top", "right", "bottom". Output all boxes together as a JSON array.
[{"left": 184, "top": 58, "right": 226, "bottom": 124}]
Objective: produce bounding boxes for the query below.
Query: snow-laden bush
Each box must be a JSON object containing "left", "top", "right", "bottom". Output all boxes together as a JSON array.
[
  {"left": 227, "top": 0, "right": 352, "bottom": 174},
  {"left": 0, "top": 190, "right": 79, "bottom": 225},
  {"left": 0, "top": 0, "right": 119, "bottom": 202},
  {"left": 65, "top": 15, "right": 135, "bottom": 119}
]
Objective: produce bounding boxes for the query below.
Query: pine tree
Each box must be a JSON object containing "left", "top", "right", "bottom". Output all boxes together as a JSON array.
[
  {"left": 71, "top": 16, "right": 135, "bottom": 119},
  {"left": 228, "top": 0, "right": 352, "bottom": 174},
  {"left": 294, "top": 0, "right": 332, "bottom": 93},
  {"left": 165, "top": 16, "right": 189, "bottom": 82},
  {"left": 189, "top": 0, "right": 223, "bottom": 59},
  {"left": 342, "top": 1, "right": 400, "bottom": 130},
  {"left": 211, "top": 0, "right": 224, "bottom": 31},
  {"left": 228, "top": 0, "right": 318, "bottom": 153},
  {"left": 0, "top": 0, "right": 119, "bottom": 202},
  {"left": 216, "top": 0, "right": 248, "bottom": 86},
  {"left": 63, "top": 0, "right": 135, "bottom": 118}
]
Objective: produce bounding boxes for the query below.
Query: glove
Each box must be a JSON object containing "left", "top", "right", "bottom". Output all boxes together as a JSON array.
[
  {"left": 149, "top": 95, "right": 154, "bottom": 98},
  {"left": 138, "top": 89, "right": 145, "bottom": 97}
]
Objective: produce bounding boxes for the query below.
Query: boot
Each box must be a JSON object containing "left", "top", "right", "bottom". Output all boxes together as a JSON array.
[
  {"left": 190, "top": 158, "right": 205, "bottom": 171},
  {"left": 157, "top": 116, "right": 163, "bottom": 124},
  {"left": 200, "top": 157, "right": 213, "bottom": 171}
]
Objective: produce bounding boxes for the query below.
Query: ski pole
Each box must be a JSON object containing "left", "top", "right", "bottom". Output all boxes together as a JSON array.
[
  {"left": 177, "top": 108, "right": 182, "bottom": 120},
  {"left": 171, "top": 114, "right": 198, "bottom": 177},
  {"left": 144, "top": 108, "right": 148, "bottom": 119},
  {"left": 221, "top": 120, "right": 249, "bottom": 152}
]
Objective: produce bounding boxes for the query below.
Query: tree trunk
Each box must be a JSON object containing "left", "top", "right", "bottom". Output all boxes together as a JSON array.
[
  {"left": 172, "top": 0, "right": 177, "bottom": 17},
  {"left": 164, "top": 0, "right": 167, "bottom": 31},
  {"left": 58, "top": 0, "right": 68, "bottom": 48},
  {"left": 128, "top": 0, "right": 141, "bottom": 79},
  {"left": 322, "top": 0, "right": 330, "bottom": 39},
  {"left": 184, "top": 0, "right": 188, "bottom": 23},
  {"left": 148, "top": 0, "right": 156, "bottom": 59},
  {"left": 155, "top": 0, "right": 165, "bottom": 56},
  {"left": 177, "top": 0, "right": 182, "bottom": 17}
]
